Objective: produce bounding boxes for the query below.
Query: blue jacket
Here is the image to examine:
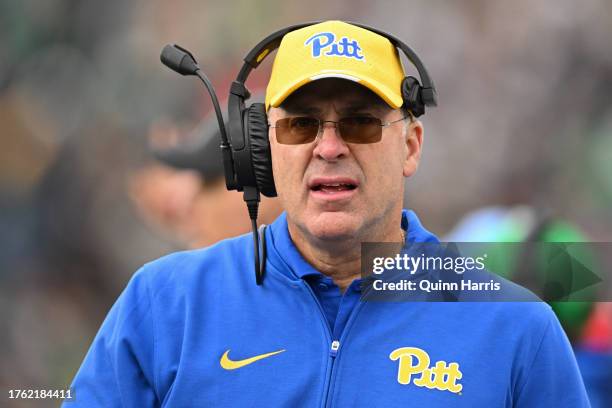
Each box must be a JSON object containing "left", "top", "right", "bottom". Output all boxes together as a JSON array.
[{"left": 66, "top": 210, "right": 590, "bottom": 407}]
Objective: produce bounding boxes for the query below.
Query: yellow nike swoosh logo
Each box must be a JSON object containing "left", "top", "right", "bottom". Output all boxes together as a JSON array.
[{"left": 220, "top": 349, "right": 286, "bottom": 370}]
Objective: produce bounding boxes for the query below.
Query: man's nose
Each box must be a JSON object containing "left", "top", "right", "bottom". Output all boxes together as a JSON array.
[{"left": 312, "top": 122, "right": 349, "bottom": 161}]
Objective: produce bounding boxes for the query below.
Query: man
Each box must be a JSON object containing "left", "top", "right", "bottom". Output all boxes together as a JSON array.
[{"left": 66, "top": 21, "right": 590, "bottom": 407}]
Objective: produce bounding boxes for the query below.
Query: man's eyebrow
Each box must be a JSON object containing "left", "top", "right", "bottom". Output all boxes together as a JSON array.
[
  {"left": 281, "top": 105, "right": 321, "bottom": 115},
  {"left": 339, "top": 103, "right": 380, "bottom": 113},
  {"left": 337, "top": 103, "right": 383, "bottom": 114},
  {"left": 282, "top": 102, "right": 386, "bottom": 116}
]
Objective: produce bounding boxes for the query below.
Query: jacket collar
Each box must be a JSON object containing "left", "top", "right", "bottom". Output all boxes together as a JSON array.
[{"left": 265, "top": 209, "right": 439, "bottom": 281}]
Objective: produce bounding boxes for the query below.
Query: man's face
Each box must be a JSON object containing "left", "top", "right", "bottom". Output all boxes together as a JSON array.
[{"left": 267, "top": 79, "right": 423, "bottom": 243}]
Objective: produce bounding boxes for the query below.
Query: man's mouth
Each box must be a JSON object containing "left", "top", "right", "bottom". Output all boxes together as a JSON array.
[
  {"left": 311, "top": 182, "right": 358, "bottom": 193},
  {"left": 308, "top": 177, "right": 359, "bottom": 201}
]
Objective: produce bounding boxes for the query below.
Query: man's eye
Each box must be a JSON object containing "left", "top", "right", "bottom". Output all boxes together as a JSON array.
[{"left": 291, "top": 117, "right": 318, "bottom": 128}]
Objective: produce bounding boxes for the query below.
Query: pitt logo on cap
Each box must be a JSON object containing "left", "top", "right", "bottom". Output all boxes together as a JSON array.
[
  {"left": 389, "top": 347, "right": 463, "bottom": 394},
  {"left": 304, "top": 32, "right": 365, "bottom": 61}
]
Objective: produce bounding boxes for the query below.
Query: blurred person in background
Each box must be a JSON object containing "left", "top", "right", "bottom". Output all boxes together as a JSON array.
[{"left": 129, "top": 111, "right": 282, "bottom": 249}]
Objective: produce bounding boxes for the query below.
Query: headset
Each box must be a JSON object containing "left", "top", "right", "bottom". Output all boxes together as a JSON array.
[{"left": 160, "top": 21, "right": 438, "bottom": 285}]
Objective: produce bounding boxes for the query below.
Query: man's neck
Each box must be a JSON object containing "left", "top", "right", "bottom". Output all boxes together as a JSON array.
[{"left": 287, "top": 214, "right": 405, "bottom": 292}]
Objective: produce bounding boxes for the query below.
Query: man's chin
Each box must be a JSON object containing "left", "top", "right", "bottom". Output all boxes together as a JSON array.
[{"left": 304, "top": 211, "right": 360, "bottom": 242}]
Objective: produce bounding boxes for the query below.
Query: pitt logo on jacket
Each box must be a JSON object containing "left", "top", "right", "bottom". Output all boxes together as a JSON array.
[{"left": 390, "top": 347, "right": 463, "bottom": 394}]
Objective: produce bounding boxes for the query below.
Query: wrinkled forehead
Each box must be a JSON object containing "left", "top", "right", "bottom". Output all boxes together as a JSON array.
[{"left": 278, "top": 78, "right": 393, "bottom": 115}]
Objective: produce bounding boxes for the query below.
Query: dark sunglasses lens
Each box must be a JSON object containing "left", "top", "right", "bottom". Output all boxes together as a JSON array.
[
  {"left": 339, "top": 116, "right": 382, "bottom": 143},
  {"left": 275, "top": 117, "right": 319, "bottom": 145}
]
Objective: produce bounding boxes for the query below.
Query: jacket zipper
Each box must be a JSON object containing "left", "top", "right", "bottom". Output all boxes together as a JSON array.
[
  {"left": 300, "top": 281, "right": 364, "bottom": 408},
  {"left": 300, "top": 281, "right": 335, "bottom": 407},
  {"left": 330, "top": 340, "right": 340, "bottom": 358},
  {"left": 322, "top": 302, "right": 364, "bottom": 408}
]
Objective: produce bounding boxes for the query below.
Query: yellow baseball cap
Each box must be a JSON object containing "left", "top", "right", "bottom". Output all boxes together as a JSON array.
[{"left": 265, "top": 20, "right": 405, "bottom": 110}]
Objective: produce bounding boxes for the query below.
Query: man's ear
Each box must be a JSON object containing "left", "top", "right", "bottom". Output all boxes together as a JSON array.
[{"left": 403, "top": 119, "right": 423, "bottom": 177}]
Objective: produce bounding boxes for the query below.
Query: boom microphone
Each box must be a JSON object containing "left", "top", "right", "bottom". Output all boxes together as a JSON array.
[
  {"left": 160, "top": 44, "right": 237, "bottom": 191},
  {"left": 160, "top": 44, "right": 199, "bottom": 76}
]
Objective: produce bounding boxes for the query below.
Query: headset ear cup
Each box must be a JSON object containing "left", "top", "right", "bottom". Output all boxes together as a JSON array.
[
  {"left": 246, "top": 103, "right": 277, "bottom": 197},
  {"left": 401, "top": 76, "right": 425, "bottom": 117}
]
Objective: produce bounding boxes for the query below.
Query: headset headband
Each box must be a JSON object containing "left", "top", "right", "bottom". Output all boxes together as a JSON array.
[{"left": 232, "top": 21, "right": 437, "bottom": 107}]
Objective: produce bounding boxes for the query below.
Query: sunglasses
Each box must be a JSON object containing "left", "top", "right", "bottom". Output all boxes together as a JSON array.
[{"left": 270, "top": 115, "right": 408, "bottom": 145}]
